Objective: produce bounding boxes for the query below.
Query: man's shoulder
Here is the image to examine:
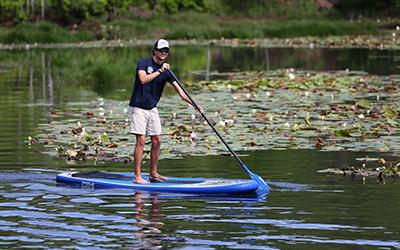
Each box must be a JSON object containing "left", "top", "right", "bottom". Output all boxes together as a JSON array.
[
  {"left": 137, "top": 57, "right": 154, "bottom": 71},
  {"left": 138, "top": 57, "right": 152, "bottom": 65}
]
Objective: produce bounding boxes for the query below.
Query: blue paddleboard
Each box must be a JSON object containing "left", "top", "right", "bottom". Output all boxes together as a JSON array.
[{"left": 56, "top": 171, "right": 260, "bottom": 194}]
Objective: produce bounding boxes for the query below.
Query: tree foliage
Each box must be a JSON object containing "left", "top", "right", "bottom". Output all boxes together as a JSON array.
[
  {"left": 333, "top": 0, "right": 400, "bottom": 19},
  {"left": 0, "top": 0, "right": 217, "bottom": 24},
  {"left": 0, "top": 0, "right": 399, "bottom": 25},
  {"left": 153, "top": 0, "right": 209, "bottom": 13},
  {"left": 49, "top": 0, "right": 107, "bottom": 24},
  {"left": 0, "top": 0, "right": 27, "bottom": 23}
]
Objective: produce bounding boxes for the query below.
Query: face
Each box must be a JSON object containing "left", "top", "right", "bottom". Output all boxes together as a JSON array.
[{"left": 155, "top": 48, "right": 169, "bottom": 60}]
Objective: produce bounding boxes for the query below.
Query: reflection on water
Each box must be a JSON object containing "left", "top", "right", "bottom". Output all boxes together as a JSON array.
[
  {"left": 202, "top": 47, "right": 400, "bottom": 76},
  {"left": 0, "top": 46, "right": 399, "bottom": 249},
  {"left": 0, "top": 148, "right": 400, "bottom": 249},
  {"left": 1, "top": 46, "right": 399, "bottom": 101},
  {"left": 132, "top": 191, "right": 165, "bottom": 249}
]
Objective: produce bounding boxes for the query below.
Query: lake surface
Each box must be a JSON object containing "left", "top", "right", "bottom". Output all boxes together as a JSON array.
[{"left": 0, "top": 45, "right": 399, "bottom": 249}]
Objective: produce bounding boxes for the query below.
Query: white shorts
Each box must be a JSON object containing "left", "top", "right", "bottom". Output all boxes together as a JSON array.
[{"left": 129, "top": 107, "right": 162, "bottom": 136}]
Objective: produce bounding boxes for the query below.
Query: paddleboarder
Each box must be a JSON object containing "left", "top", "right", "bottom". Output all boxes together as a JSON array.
[{"left": 129, "top": 39, "right": 202, "bottom": 184}]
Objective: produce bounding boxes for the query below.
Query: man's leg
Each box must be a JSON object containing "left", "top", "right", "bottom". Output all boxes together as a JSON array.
[
  {"left": 134, "top": 134, "right": 148, "bottom": 184},
  {"left": 149, "top": 135, "right": 167, "bottom": 181}
]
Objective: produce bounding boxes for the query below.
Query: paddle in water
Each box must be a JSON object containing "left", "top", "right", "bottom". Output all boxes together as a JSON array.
[{"left": 168, "top": 69, "right": 270, "bottom": 191}]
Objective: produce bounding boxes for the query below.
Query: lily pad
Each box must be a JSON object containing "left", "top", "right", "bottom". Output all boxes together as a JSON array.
[
  {"left": 356, "top": 99, "right": 372, "bottom": 109},
  {"left": 383, "top": 106, "right": 398, "bottom": 119},
  {"left": 29, "top": 70, "right": 400, "bottom": 163}
]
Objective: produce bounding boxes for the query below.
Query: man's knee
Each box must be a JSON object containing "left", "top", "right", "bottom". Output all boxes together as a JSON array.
[
  {"left": 135, "top": 135, "right": 146, "bottom": 148},
  {"left": 151, "top": 136, "right": 161, "bottom": 147}
]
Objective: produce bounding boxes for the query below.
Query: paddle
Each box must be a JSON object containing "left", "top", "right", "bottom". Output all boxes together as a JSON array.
[{"left": 168, "top": 69, "right": 269, "bottom": 191}]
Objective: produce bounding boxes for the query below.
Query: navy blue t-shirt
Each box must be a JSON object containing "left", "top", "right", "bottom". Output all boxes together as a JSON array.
[{"left": 129, "top": 57, "right": 174, "bottom": 109}]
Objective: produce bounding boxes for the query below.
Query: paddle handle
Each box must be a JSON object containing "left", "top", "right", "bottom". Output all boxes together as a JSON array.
[{"left": 168, "top": 69, "right": 248, "bottom": 170}]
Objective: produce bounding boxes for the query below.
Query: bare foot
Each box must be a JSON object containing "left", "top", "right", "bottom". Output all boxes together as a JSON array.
[
  {"left": 149, "top": 173, "right": 168, "bottom": 181},
  {"left": 134, "top": 177, "right": 149, "bottom": 184}
]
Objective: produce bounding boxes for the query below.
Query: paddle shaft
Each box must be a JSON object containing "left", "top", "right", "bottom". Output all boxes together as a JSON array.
[{"left": 168, "top": 69, "right": 248, "bottom": 171}]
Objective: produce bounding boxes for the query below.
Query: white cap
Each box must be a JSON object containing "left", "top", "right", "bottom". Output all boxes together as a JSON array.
[{"left": 154, "top": 39, "right": 169, "bottom": 49}]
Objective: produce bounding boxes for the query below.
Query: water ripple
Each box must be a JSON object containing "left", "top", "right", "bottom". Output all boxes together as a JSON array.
[{"left": 240, "top": 235, "right": 400, "bottom": 248}]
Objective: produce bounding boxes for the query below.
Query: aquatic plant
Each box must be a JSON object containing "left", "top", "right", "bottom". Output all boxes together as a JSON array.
[
  {"left": 27, "top": 70, "right": 399, "bottom": 166},
  {"left": 318, "top": 157, "right": 400, "bottom": 184}
]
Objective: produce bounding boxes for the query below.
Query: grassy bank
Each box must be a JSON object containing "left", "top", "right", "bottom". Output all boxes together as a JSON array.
[
  {"left": 0, "top": 12, "right": 381, "bottom": 44},
  {"left": 106, "top": 12, "right": 356, "bottom": 40},
  {"left": 0, "top": 22, "right": 94, "bottom": 44}
]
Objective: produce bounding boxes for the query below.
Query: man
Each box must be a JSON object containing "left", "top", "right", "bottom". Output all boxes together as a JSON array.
[{"left": 129, "top": 39, "right": 202, "bottom": 184}]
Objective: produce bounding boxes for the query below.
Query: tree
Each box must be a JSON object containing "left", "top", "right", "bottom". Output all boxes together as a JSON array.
[
  {"left": 105, "top": 0, "right": 132, "bottom": 21},
  {"left": 0, "top": 0, "right": 27, "bottom": 23},
  {"left": 148, "top": 0, "right": 213, "bottom": 13},
  {"left": 333, "top": 0, "right": 400, "bottom": 18}
]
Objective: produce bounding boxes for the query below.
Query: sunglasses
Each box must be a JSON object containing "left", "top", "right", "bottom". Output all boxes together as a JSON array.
[{"left": 157, "top": 48, "right": 169, "bottom": 53}]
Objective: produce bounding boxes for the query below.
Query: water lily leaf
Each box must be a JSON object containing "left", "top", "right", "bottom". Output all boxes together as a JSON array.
[
  {"left": 81, "top": 135, "right": 95, "bottom": 142},
  {"left": 30, "top": 70, "right": 400, "bottom": 162},
  {"left": 65, "top": 149, "right": 78, "bottom": 157},
  {"left": 304, "top": 117, "right": 312, "bottom": 126},
  {"left": 79, "top": 130, "right": 95, "bottom": 142},
  {"left": 356, "top": 99, "right": 371, "bottom": 109},
  {"left": 84, "top": 112, "right": 94, "bottom": 118},
  {"left": 65, "top": 149, "right": 85, "bottom": 158},
  {"left": 205, "top": 135, "right": 219, "bottom": 144},
  {"left": 383, "top": 106, "right": 398, "bottom": 119},
  {"left": 101, "top": 135, "right": 111, "bottom": 142},
  {"left": 245, "top": 140, "right": 258, "bottom": 147},
  {"left": 55, "top": 146, "right": 66, "bottom": 155},
  {"left": 168, "top": 125, "right": 191, "bottom": 138},
  {"left": 71, "top": 127, "right": 83, "bottom": 135},
  {"left": 335, "top": 129, "right": 352, "bottom": 137}
]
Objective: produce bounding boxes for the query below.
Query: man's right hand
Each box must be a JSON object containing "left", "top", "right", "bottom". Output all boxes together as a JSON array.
[
  {"left": 159, "top": 63, "right": 170, "bottom": 73},
  {"left": 196, "top": 105, "right": 204, "bottom": 114}
]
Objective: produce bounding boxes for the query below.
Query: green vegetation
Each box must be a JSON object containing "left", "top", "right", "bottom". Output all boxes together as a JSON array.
[
  {"left": 0, "top": 0, "right": 398, "bottom": 44},
  {"left": 0, "top": 21, "right": 94, "bottom": 43},
  {"left": 26, "top": 70, "right": 399, "bottom": 162},
  {"left": 0, "top": 46, "right": 208, "bottom": 100},
  {"left": 163, "top": 18, "right": 377, "bottom": 39}
]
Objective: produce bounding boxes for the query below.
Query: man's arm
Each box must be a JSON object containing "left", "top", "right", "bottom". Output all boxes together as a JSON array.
[
  {"left": 138, "top": 69, "right": 161, "bottom": 84},
  {"left": 138, "top": 63, "right": 170, "bottom": 84}
]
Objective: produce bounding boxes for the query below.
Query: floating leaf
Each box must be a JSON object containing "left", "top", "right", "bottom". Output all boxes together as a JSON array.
[
  {"left": 304, "top": 117, "right": 312, "bottom": 126},
  {"left": 65, "top": 149, "right": 78, "bottom": 157},
  {"left": 315, "top": 137, "right": 325, "bottom": 149},
  {"left": 335, "top": 129, "right": 352, "bottom": 137},
  {"left": 245, "top": 140, "right": 258, "bottom": 147},
  {"left": 29, "top": 70, "right": 400, "bottom": 162},
  {"left": 355, "top": 99, "right": 371, "bottom": 109},
  {"left": 71, "top": 127, "right": 82, "bottom": 135},
  {"left": 101, "top": 134, "right": 111, "bottom": 143},
  {"left": 383, "top": 106, "right": 398, "bottom": 119}
]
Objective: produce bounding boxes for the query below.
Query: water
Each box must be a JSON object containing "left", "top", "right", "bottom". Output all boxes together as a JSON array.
[
  {"left": 0, "top": 45, "right": 399, "bottom": 249},
  {"left": 197, "top": 47, "right": 400, "bottom": 76},
  {"left": 1, "top": 150, "right": 399, "bottom": 249}
]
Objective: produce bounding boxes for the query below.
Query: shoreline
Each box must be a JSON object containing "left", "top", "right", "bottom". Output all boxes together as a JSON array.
[{"left": 1, "top": 34, "right": 399, "bottom": 51}]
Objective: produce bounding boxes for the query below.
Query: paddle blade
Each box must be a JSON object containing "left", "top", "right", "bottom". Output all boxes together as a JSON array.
[
  {"left": 251, "top": 173, "right": 270, "bottom": 191},
  {"left": 241, "top": 164, "right": 270, "bottom": 191}
]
